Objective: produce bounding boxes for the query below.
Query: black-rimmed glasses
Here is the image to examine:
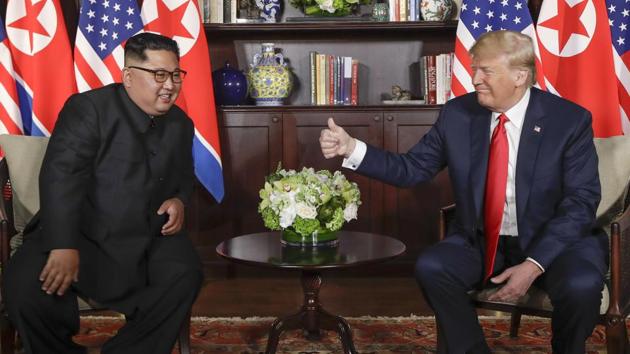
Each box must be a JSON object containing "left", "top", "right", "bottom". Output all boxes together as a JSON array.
[{"left": 127, "top": 66, "right": 187, "bottom": 83}]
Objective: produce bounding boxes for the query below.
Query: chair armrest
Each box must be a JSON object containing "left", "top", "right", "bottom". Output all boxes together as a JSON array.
[
  {"left": 608, "top": 204, "right": 630, "bottom": 318},
  {"left": 439, "top": 204, "right": 456, "bottom": 241}
]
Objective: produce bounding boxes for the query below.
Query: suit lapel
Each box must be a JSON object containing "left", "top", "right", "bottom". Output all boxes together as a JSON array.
[
  {"left": 515, "top": 89, "right": 546, "bottom": 224},
  {"left": 470, "top": 110, "right": 491, "bottom": 224}
]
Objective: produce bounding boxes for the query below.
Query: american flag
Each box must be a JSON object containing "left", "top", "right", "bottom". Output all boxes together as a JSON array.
[
  {"left": 606, "top": 0, "right": 630, "bottom": 134},
  {"left": 451, "top": 0, "right": 545, "bottom": 97},
  {"left": 0, "top": 16, "right": 24, "bottom": 137},
  {"left": 74, "top": 0, "right": 143, "bottom": 92}
]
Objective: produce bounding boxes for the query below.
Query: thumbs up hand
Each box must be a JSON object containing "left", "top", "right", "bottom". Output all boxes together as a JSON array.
[{"left": 320, "top": 117, "right": 356, "bottom": 159}]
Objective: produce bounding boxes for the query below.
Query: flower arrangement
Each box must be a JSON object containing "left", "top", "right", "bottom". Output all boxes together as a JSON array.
[
  {"left": 289, "top": 0, "right": 370, "bottom": 16},
  {"left": 258, "top": 165, "right": 361, "bottom": 243}
]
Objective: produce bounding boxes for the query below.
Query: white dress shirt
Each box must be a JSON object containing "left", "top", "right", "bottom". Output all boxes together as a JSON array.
[{"left": 342, "top": 88, "right": 544, "bottom": 272}]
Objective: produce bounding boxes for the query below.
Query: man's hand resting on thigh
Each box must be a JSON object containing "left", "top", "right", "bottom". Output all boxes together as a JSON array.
[
  {"left": 40, "top": 249, "right": 79, "bottom": 296},
  {"left": 487, "top": 260, "right": 543, "bottom": 302}
]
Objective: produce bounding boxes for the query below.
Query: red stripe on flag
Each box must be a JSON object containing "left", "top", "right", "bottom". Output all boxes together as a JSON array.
[
  {"left": 621, "top": 51, "right": 630, "bottom": 72},
  {"left": 617, "top": 80, "right": 630, "bottom": 113},
  {"left": 454, "top": 38, "right": 473, "bottom": 78},
  {"left": 74, "top": 51, "right": 104, "bottom": 89},
  {"left": 534, "top": 57, "right": 546, "bottom": 90},
  {"left": 103, "top": 55, "right": 122, "bottom": 83},
  {"left": 0, "top": 105, "right": 22, "bottom": 134},
  {"left": 451, "top": 76, "right": 468, "bottom": 97},
  {"left": 0, "top": 66, "right": 19, "bottom": 104}
]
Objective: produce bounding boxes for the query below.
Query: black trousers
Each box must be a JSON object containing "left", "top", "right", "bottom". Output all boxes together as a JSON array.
[
  {"left": 2, "top": 233, "right": 203, "bottom": 354},
  {"left": 415, "top": 234, "right": 607, "bottom": 354}
]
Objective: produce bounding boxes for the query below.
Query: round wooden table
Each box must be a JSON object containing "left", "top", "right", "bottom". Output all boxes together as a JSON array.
[{"left": 216, "top": 231, "right": 406, "bottom": 354}]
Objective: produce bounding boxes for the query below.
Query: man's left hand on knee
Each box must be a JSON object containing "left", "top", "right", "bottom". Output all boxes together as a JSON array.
[{"left": 488, "top": 261, "right": 543, "bottom": 302}]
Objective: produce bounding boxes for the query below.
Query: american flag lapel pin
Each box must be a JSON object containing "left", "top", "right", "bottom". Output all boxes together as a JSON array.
[{"left": 534, "top": 126, "right": 541, "bottom": 133}]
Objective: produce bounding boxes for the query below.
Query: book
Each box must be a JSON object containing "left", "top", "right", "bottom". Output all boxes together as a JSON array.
[
  {"left": 426, "top": 55, "right": 436, "bottom": 104},
  {"left": 343, "top": 57, "right": 352, "bottom": 105},
  {"left": 210, "top": 0, "right": 223, "bottom": 23},
  {"left": 328, "top": 55, "right": 335, "bottom": 105},
  {"left": 309, "top": 51, "right": 317, "bottom": 105},
  {"left": 317, "top": 54, "right": 326, "bottom": 105},
  {"left": 351, "top": 59, "right": 359, "bottom": 105}
]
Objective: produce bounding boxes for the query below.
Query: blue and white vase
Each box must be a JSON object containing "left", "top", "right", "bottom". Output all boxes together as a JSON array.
[
  {"left": 248, "top": 43, "right": 293, "bottom": 106},
  {"left": 256, "top": 0, "right": 282, "bottom": 22}
]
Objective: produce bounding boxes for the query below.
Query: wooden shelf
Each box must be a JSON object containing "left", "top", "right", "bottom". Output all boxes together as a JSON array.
[
  {"left": 204, "top": 21, "right": 458, "bottom": 35},
  {"left": 218, "top": 104, "right": 444, "bottom": 112}
]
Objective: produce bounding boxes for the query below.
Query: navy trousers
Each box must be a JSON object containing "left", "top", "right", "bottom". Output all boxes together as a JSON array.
[{"left": 415, "top": 234, "right": 607, "bottom": 354}]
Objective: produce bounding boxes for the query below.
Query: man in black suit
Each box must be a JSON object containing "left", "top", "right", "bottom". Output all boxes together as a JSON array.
[
  {"left": 3, "top": 33, "right": 202, "bottom": 354},
  {"left": 320, "top": 30, "right": 607, "bottom": 353}
]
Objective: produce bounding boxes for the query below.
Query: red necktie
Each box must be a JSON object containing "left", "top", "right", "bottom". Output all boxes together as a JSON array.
[{"left": 484, "top": 113, "right": 509, "bottom": 282}]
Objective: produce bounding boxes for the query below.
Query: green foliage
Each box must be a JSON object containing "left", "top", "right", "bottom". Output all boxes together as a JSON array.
[{"left": 289, "top": 0, "right": 370, "bottom": 16}]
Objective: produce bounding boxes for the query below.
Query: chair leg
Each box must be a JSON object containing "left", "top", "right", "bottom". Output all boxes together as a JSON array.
[
  {"left": 509, "top": 310, "right": 521, "bottom": 338},
  {"left": 605, "top": 316, "right": 628, "bottom": 354},
  {"left": 177, "top": 310, "right": 191, "bottom": 354},
  {"left": 1, "top": 325, "right": 16, "bottom": 354}
]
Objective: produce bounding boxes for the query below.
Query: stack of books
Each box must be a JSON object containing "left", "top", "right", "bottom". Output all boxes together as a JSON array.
[
  {"left": 309, "top": 52, "right": 359, "bottom": 106},
  {"left": 419, "top": 52, "right": 454, "bottom": 104},
  {"left": 387, "top": 0, "right": 422, "bottom": 21}
]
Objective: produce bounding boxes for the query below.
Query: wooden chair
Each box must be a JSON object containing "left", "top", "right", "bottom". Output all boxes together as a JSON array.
[
  {"left": 0, "top": 137, "right": 192, "bottom": 354},
  {"left": 437, "top": 136, "right": 630, "bottom": 354}
]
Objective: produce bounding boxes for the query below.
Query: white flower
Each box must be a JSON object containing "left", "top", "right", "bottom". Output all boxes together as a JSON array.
[
  {"left": 296, "top": 202, "right": 317, "bottom": 219},
  {"left": 280, "top": 204, "right": 297, "bottom": 228},
  {"left": 318, "top": 0, "right": 336, "bottom": 13},
  {"left": 343, "top": 203, "right": 358, "bottom": 222}
]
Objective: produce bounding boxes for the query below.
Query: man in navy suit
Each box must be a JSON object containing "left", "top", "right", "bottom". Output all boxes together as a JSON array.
[{"left": 320, "top": 30, "right": 607, "bottom": 353}]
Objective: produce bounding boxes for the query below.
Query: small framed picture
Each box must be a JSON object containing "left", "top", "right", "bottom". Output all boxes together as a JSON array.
[{"left": 236, "top": 0, "right": 264, "bottom": 22}]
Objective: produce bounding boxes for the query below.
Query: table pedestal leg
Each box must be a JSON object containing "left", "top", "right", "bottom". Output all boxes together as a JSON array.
[{"left": 264, "top": 270, "right": 357, "bottom": 354}]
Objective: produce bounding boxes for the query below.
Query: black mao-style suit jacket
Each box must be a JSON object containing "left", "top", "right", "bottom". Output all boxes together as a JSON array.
[{"left": 23, "top": 83, "right": 195, "bottom": 308}]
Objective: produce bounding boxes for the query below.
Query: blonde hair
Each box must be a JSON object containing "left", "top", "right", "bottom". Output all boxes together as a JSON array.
[{"left": 469, "top": 30, "right": 536, "bottom": 86}]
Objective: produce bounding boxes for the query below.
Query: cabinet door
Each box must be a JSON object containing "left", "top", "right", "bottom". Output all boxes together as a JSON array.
[
  {"left": 383, "top": 110, "right": 454, "bottom": 263},
  {"left": 190, "top": 111, "right": 283, "bottom": 260},
  {"left": 282, "top": 111, "right": 384, "bottom": 234}
]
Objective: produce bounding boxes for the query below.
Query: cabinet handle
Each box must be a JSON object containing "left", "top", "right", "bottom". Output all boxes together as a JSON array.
[
  {"left": 387, "top": 116, "right": 394, "bottom": 121},
  {"left": 272, "top": 116, "right": 279, "bottom": 123},
  {"left": 373, "top": 116, "right": 380, "bottom": 122}
]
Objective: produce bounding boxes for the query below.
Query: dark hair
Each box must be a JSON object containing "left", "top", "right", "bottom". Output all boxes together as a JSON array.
[{"left": 124, "top": 32, "right": 180, "bottom": 64}]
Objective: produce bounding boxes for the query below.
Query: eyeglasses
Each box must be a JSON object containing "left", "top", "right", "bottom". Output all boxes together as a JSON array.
[{"left": 127, "top": 66, "right": 187, "bottom": 83}]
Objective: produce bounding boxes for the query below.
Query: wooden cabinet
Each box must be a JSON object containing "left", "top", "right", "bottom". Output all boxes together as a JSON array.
[
  {"left": 382, "top": 110, "right": 453, "bottom": 261},
  {"left": 189, "top": 110, "right": 283, "bottom": 262}
]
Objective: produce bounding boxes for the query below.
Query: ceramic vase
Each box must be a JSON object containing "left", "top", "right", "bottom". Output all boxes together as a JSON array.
[
  {"left": 420, "top": 0, "right": 454, "bottom": 21},
  {"left": 256, "top": 0, "right": 282, "bottom": 22},
  {"left": 248, "top": 43, "right": 293, "bottom": 106},
  {"left": 212, "top": 61, "right": 248, "bottom": 105}
]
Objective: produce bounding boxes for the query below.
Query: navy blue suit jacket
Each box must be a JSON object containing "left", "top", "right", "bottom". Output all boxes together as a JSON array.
[{"left": 358, "top": 88, "right": 607, "bottom": 270}]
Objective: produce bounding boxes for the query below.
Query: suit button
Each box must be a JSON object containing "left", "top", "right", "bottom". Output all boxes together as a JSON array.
[
  {"left": 150, "top": 150, "right": 157, "bottom": 156},
  {"left": 158, "top": 177, "right": 164, "bottom": 182}
]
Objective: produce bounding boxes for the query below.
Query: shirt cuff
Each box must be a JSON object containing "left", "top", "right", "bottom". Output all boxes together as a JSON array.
[
  {"left": 526, "top": 257, "right": 545, "bottom": 273},
  {"left": 342, "top": 139, "right": 367, "bottom": 170}
]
